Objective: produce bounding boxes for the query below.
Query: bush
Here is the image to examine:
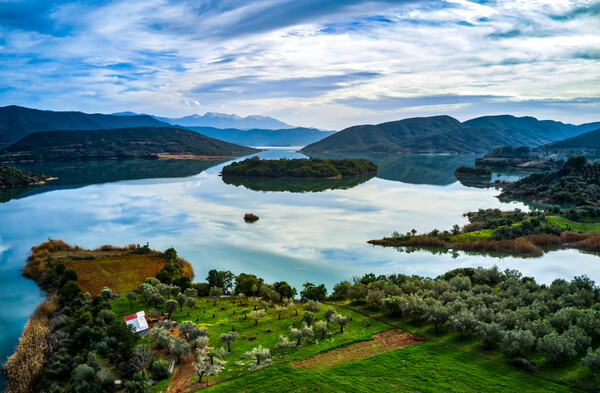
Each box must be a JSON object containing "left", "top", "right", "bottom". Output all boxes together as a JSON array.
[
  {"left": 509, "top": 357, "right": 537, "bottom": 372},
  {"left": 151, "top": 359, "right": 171, "bottom": 381}
]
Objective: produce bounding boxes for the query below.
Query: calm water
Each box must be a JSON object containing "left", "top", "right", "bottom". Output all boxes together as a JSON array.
[{"left": 2, "top": 148, "right": 599, "bottom": 388}]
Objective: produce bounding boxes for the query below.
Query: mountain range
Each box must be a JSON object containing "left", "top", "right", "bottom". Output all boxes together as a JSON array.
[
  {"left": 301, "top": 115, "right": 600, "bottom": 155},
  {"left": 114, "top": 111, "right": 293, "bottom": 130},
  {"left": 0, "top": 127, "right": 257, "bottom": 162},
  {"left": 0, "top": 105, "right": 169, "bottom": 149},
  {"left": 186, "top": 126, "right": 334, "bottom": 147}
]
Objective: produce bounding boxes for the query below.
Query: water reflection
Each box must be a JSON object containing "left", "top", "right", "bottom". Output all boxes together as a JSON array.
[
  {"left": 309, "top": 153, "right": 476, "bottom": 185},
  {"left": 222, "top": 174, "right": 376, "bottom": 193}
]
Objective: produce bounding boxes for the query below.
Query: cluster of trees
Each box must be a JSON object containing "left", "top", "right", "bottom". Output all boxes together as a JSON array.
[
  {"left": 221, "top": 157, "right": 377, "bottom": 178},
  {"left": 486, "top": 146, "right": 531, "bottom": 159},
  {"left": 502, "top": 155, "right": 600, "bottom": 205},
  {"left": 331, "top": 266, "right": 600, "bottom": 371},
  {"left": 0, "top": 164, "right": 46, "bottom": 187},
  {"left": 454, "top": 165, "right": 492, "bottom": 177}
]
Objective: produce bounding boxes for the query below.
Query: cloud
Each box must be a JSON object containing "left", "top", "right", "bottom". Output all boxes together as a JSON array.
[{"left": 0, "top": 0, "right": 598, "bottom": 128}]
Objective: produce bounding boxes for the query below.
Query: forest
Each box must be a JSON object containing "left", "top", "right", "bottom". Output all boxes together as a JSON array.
[{"left": 221, "top": 157, "right": 377, "bottom": 178}]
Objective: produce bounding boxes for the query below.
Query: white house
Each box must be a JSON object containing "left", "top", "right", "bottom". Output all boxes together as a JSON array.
[{"left": 124, "top": 311, "right": 149, "bottom": 337}]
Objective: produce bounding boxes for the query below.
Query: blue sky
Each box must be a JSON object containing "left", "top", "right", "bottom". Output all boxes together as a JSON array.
[{"left": 0, "top": 0, "right": 598, "bottom": 129}]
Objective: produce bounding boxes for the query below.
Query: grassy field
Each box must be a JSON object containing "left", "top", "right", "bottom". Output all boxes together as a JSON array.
[
  {"left": 202, "top": 343, "right": 579, "bottom": 393},
  {"left": 111, "top": 294, "right": 392, "bottom": 391},
  {"left": 333, "top": 302, "right": 599, "bottom": 392},
  {"left": 108, "top": 294, "right": 586, "bottom": 393},
  {"left": 62, "top": 254, "right": 167, "bottom": 294},
  {"left": 548, "top": 216, "right": 600, "bottom": 232},
  {"left": 449, "top": 229, "right": 493, "bottom": 242}
]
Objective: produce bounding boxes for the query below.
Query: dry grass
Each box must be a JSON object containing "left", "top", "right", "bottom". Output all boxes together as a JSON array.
[
  {"left": 4, "top": 296, "right": 59, "bottom": 393},
  {"left": 63, "top": 254, "right": 168, "bottom": 294},
  {"left": 291, "top": 329, "right": 425, "bottom": 370}
]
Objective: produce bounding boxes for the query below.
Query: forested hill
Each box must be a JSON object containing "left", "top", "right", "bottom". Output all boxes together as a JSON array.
[
  {"left": 500, "top": 155, "right": 600, "bottom": 205},
  {"left": 221, "top": 157, "right": 377, "bottom": 178},
  {"left": 301, "top": 115, "right": 591, "bottom": 155},
  {"left": 536, "top": 128, "right": 600, "bottom": 152},
  {"left": 187, "top": 126, "right": 335, "bottom": 147},
  {"left": 0, "top": 164, "right": 46, "bottom": 187},
  {"left": 0, "top": 127, "right": 257, "bottom": 161},
  {"left": 0, "top": 105, "right": 170, "bottom": 148}
]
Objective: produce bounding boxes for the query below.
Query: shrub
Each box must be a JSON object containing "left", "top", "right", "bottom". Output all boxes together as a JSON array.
[{"left": 151, "top": 359, "right": 171, "bottom": 380}]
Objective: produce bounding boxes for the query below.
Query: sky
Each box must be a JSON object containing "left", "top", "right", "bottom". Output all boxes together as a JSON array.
[{"left": 0, "top": 0, "right": 599, "bottom": 130}]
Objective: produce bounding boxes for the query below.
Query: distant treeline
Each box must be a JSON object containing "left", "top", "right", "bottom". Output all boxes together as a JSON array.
[{"left": 221, "top": 157, "right": 377, "bottom": 178}]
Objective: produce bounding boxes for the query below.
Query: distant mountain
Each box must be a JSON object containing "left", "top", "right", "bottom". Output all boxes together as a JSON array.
[
  {"left": 0, "top": 105, "right": 170, "bottom": 148},
  {"left": 301, "top": 115, "right": 593, "bottom": 155},
  {"left": 152, "top": 112, "right": 293, "bottom": 130},
  {"left": 186, "top": 126, "right": 334, "bottom": 147},
  {"left": 0, "top": 127, "right": 257, "bottom": 161}
]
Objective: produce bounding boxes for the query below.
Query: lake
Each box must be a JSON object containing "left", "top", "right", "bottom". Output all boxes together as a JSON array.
[{"left": 1, "top": 148, "right": 599, "bottom": 388}]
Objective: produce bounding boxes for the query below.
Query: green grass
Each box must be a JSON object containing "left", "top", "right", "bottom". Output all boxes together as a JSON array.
[
  {"left": 201, "top": 343, "right": 580, "bottom": 393},
  {"left": 334, "top": 302, "right": 599, "bottom": 392},
  {"left": 111, "top": 295, "right": 390, "bottom": 385},
  {"left": 449, "top": 229, "right": 493, "bottom": 242},
  {"left": 548, "top": 216, "right": 600, "bottom": 231}
]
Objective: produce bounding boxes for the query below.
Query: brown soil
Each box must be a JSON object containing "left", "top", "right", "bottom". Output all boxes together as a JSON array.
[{"left": 291, "top": 329, "right": 425, "bottom": 370}]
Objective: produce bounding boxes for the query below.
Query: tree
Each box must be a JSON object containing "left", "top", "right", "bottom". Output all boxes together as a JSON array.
[
  {"left": 302, "top": 311, "right": 315, "bottom": 326},
  {"left": 501, "top": 329, "right": 536, "bottom": 357},
  {"left": 220, "top": 331, "right": 238, "bottom": 352},
  {"left": 315, "top": 320, "right": 328, "bottom": 339},
  {"left": 476, "top": 322, "right": 504, "bottom": 349},
  {"left": 235, "top": 273, "right": 263, "bottom": 295},
  {"left": 130, "top": 345, "right": 154, "bottom": 376},
  {"left": 421, "top": 302, "right": 450, "bottom": 333},
  {"left": 273, "top": 281, "right": 297, "bottom": 299},
  {"left": 61, "top": 280, "right": 82, "bottom": 301},
  {"left": 185, "top": 297, "right": 196, "bottom": 316},
  {"left": 195, "top": 352, "right": 223, "bottom": 383},
  {"left": 101, "top": 287, "right": 113, "bottom": 301},
  {"left": 127, "top": 292, "right": 137, "bottom": 308},
  {"left": 124, "top": 372, "right": 150, "bottom": 393},
  {"left": 176, "top": 293, "right": 186, "bottom": 311},
  {"left": 304, "top": 300, "right": 322, "bottom": 313},
  {"left": 151, "top": 359, "right": 171, "bottom": 381},
  {"left": 184, "top": 287, "right": 197, "bottom": 298},
  {"left": 332, "top": 314, "right": 351, "bottom": 333},
  {"left": 209, "top": 286, "right": 224, "bottom": 306},
  {"left": 289, "top": 322, "right": 313, "bottom": 345},
  {"left": 332, "top": 281, "right": 352, "bottom": 299},
  {"left": 151, "top": 326, "right": 171, "bottom": 348},
  {"left": 249, "top": 309, "right": 266, "bottom": 326},
  {"left": 168, "top": 337, "right": 191, "bottom": 362},
  {"left": 179, "top": 321, "right": 200, "bottom": 341},
  {"left": 245, "top": 345, "right": 271, "bottom": 365},
  {"left": 300, "top": 282, "right": 327, "bottom": 301},
  {"left": 323, "top": 308, "right": 337, "bottom": 328},
  {"left": 446, "top": 310, "right": 477, "bottom": 340},
  {"left": 165, "top": 300, "right": 178, "bottom": 319},
  {"left": 537, "top": 332, "right": 577, "bottom": 365},
  {"left": 582, "top": 347, "right": 600, "bottom": 371},
  {"left": 207, "top": 269, "right": 235, "bottom": 291}
]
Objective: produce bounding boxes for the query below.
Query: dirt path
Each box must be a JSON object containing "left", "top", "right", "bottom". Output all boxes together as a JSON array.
[
  {"left": 167, "top": 352, "right": 197, "bottom": 393},
  {"left": 291, "top": 329, "right": 425, "bottom": 370}
]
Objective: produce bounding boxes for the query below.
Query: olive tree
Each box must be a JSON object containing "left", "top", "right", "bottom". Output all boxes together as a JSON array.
[
  {"left": 127, "top": 292, "right": 137, "bottom": 308},
  {"left": 165, "top": 300, "right": 178, "bottom": 319},
  {"left": 185, "top": 297, "right": 196, "bottom": 316},
  {"left": 176, "top": 293, "right": 186, "bottom": 311},
  {"left": 582, "top": 347, "right": 600, "bottom": 371},
  {"left": 245, "top": 346, "right": 271, "bottom": 366},
  {"left": 332, "top": 313, "right": 351, "bottom": 333},
  {"left": 302, "top": 311, "right": 315, "bottom": 326},
  {"left": 315, "top": 320, "right": 328, "bottom": 339},
  {"left": 249, "top": 309, "right": 266, "bottom": 326},
  {"left": 220, "top": 331, "right": 238, "bottom": 352},
  {"left": 130, "top": 345, "right": 154, "bottom": 376},
  {"left": 101, "top": 287, "right": 113, "bottom": 301},
  {"left": 209, "top": 287, "right": 224, "bottom": 306},
  {"left": 501, "top": 329, "right": 536, "bottom": 357},
  {"left": 537, "top": 332, "right": 577, "bottom": 365},
  {"left": 304, "top": 300, "right": 322, "bottom": 313},
  {"left": 168, "top": 337, "right": 191, "bottom": 363}
]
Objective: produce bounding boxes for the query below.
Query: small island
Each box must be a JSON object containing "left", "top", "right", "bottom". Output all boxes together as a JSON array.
[
  {"left": 221, "top": 157, "right": 377, "bottom": 179},
  {"left": 0, "top": 164, "right": 49, "bottom": 187},
  {"left": 244, "top": 213, "right": 259, "bottom": 223}
]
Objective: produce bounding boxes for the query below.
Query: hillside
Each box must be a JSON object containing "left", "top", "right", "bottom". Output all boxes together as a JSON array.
[
  {"left": 0, "top": 105, "right": 170, "bottom": 148},
  {"left": 0, "top": 127, "right": 257, "bottom": 161},
  {"left": 500, "top": 155, "right": 600, "bottom": 205},
  {"left": 187, "top": 126, "right": 334, "bottom": 146},
  {"left": 0, "top": 164, "right": 47, "bottom": 187},
  {"left": 535, "top": 127, "right": 600, "bottom": 156},
  {"left": 301, "top": 115, "right": 590, "bottom": 155}
]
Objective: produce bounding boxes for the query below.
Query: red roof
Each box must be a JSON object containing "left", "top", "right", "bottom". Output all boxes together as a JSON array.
[{"left": 124, "top": 314, "right": 137, "bottom": 321}]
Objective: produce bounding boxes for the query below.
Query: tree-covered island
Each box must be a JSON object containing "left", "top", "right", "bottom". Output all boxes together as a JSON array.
[
  {"left": 0, "top": 164, "right": 49, "bottom": 187},
  {"left": 221, "top": 157, "right": 377, "bottom": 179}
]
